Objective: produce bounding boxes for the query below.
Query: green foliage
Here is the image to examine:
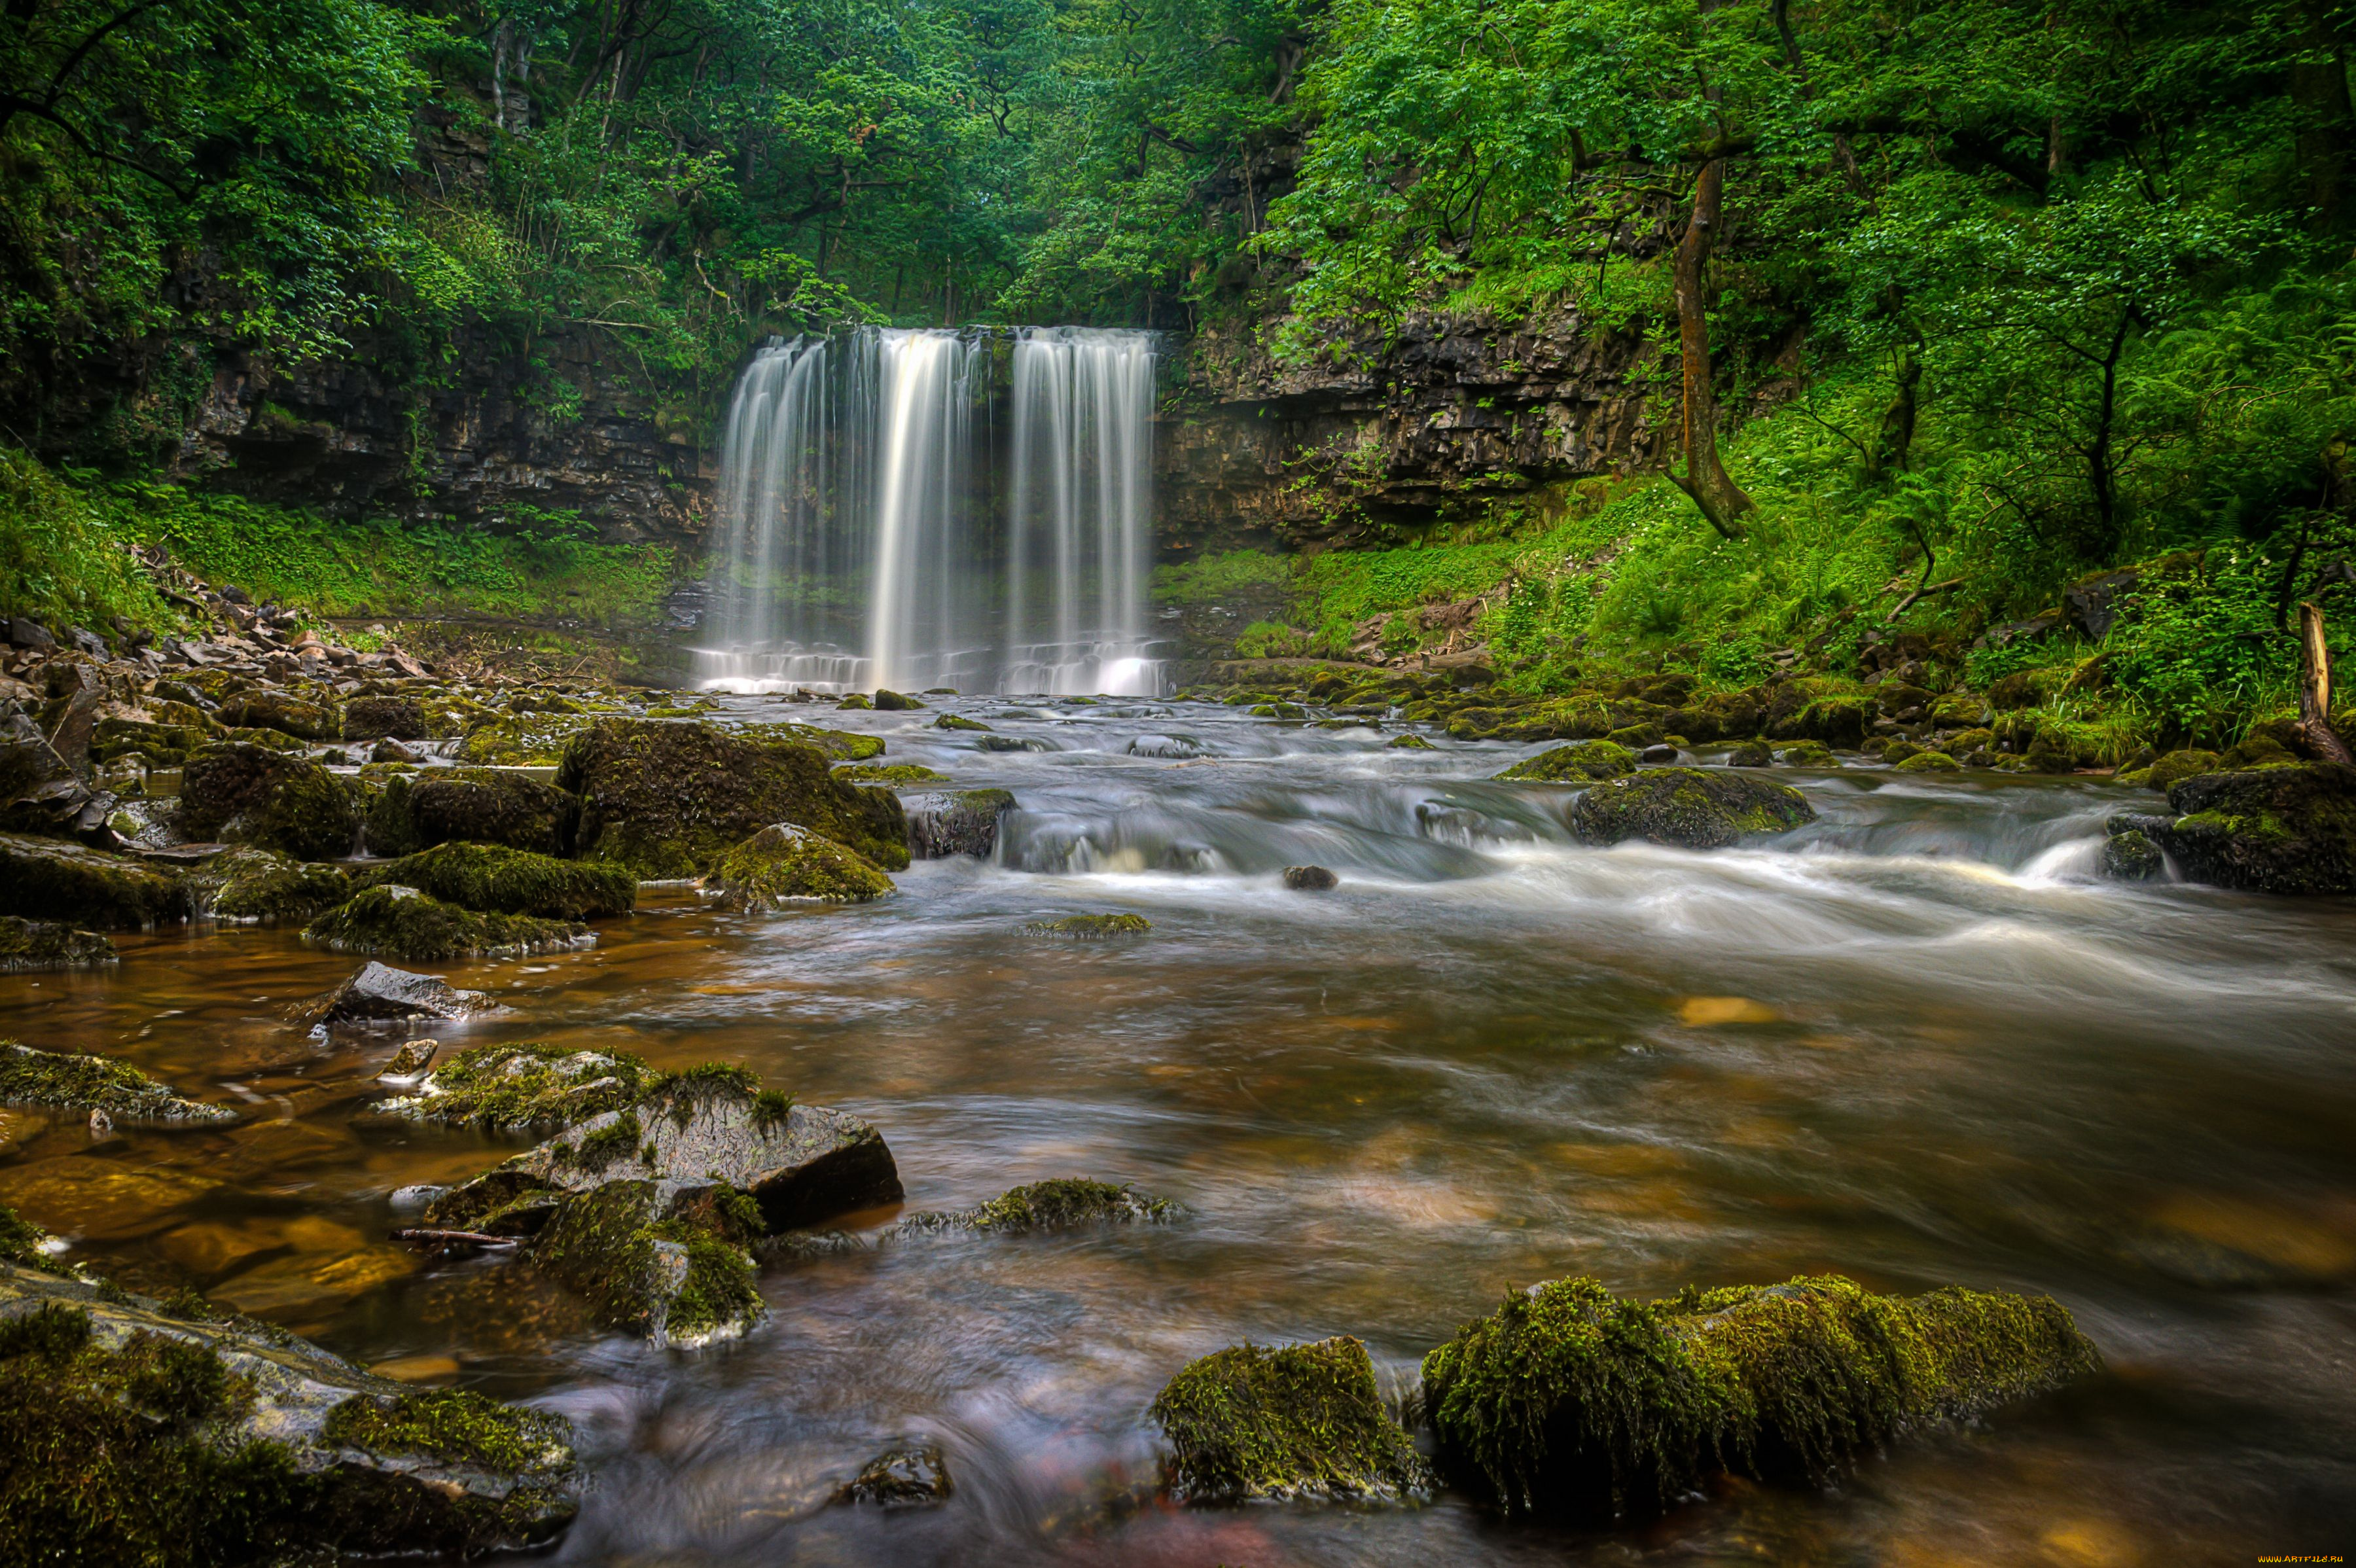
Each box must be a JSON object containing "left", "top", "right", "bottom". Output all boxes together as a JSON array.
[
  {"left": 0, "top": 450, "right": 173, "bottom": 633},
  {"left": 2105, "top": 552, "right": 2304, "bottom": 733}
]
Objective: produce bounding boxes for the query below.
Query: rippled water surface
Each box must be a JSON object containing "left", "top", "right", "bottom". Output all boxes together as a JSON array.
[{"left": 6, "top": 696, "right": 2355, "bottom": 1565}]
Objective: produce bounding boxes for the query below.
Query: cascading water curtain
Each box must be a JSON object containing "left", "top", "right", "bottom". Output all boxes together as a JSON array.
[
  {"left": 1005, "top": 327, "right": 1160, "bottom": 696},
  {"left": 867, "top": 329, "right": 989, "bottom": 693}
]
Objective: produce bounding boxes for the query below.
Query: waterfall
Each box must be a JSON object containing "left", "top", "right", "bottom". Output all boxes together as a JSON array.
[
  {"left": 1004, "top": 327, "right": 1158, "bottom": 696},
  {"left": 692, "top": 325, "right": 1164, "bottom": 696}
]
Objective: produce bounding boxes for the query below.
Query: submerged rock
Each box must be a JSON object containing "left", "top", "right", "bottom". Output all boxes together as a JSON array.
[
  {"left": 1570, "top": 768, "right": 1815, "bottom": 850},
  {"left": 560, "top": 718, "right": 908, "bottom": 879},
  {"left": 702, "top": 823, "right": 894, "bottom": 909},
  {"left": 1725, "top": 739, "right": 1773, "bottom": 768},
  {"left": 882, "top": 1178, "right": 1183, "bottom": 1241},
  {"left": 0, "top": 1041, "right": 234, "bottom": 1124},
  {"left": 380, "top": 1039, "right": 438, "bottom": 1080},
  {"left": 2110, "top": 762, "right": 2356, "bottom": 895},
  {"left": 304, "top": 885, "right": 592, "bottom": 961},
  {"left": 363, "top": 767, "right": 580, "bottom": 859},
  {"left": 374, "top": 1042, "right": 662, "bottom": 1131},
  {"left": 0, "top": 830, "right": 185, "bottom": 929},
  {"left": 1283, "top": 864, "right": 1338, "bottom": 891},
  {"left": 1386, "top": 733, "right": 1436, "bottom": 750},
  {"left": 1419, "top": 1274, "right": 2100, "bottom": 1520},
  {"left": 302, "top": 961, "right": 497, "bottom": 1028},
  {"left": 1151, "top": 1336, "right": 1432, "bottom": 1504},
  {"left": 839, "top": 1443, "right": 954, "bottom": 1507},
  {"left": 0, "top": 916, "right": 116, "bottom": 972},
  {"left": 357, "top": 842, "right": 635, "bottom": 920},
  {"left": 1024, "top": 913, "right": 1151, "bottom": 938},
  {"left": 188, "top": 847, "right": 352, "bottom": 923},
  {"left": 175, "top": 744, "right": 357, "bottom": 859},
  {"left": 902, "top": 789, "right": 1016, "bottom": 859},
  {"left": 0, "top": 1260, "right": 582, "bottom": 1557}
]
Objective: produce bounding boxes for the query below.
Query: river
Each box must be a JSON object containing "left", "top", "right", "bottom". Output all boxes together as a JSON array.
[{"left": 5, "top": 694, "right": 2353, "bottom": 1563}]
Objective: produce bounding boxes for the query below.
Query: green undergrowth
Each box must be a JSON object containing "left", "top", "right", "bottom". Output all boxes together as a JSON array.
[{"left": 0, "top": 448, "right": 176, "bottom": 634}]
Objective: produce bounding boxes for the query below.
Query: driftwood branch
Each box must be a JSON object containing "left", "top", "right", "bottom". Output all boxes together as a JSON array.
[
  {"left": 1886, "top": 577, "right": 1965, "bottom": 623},
  {"left": 2295, "top": 601, "right": 2354, "bottom": 766},
  {"left": 391, "top": 1228, "right": 520, "bottom": 1249}
]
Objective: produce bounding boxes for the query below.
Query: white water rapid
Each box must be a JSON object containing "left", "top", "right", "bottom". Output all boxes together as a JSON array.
[{"left": 693, "top": 325, "right": 1164, "bottom": 696}]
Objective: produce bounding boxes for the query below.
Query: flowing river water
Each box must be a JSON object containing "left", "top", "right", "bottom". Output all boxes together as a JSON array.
[{"left": 5, "top": 696, "right": 2355, "bottom": 1564}]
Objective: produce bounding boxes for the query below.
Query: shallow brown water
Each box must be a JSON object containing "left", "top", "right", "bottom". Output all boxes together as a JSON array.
[{"left": 5, "top": 696, "right": 2355, "bottom": 1565}]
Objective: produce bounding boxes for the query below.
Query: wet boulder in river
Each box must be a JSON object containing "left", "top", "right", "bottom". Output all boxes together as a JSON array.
[
  {"left": 1495, "top": 740, "right": 1635, "bottom": 783},
  {"left": 175, "top": 743, "right": 357, "bottom": 859},
  {"left": 701, "top": 823, "right": 893, "bottom": 908},
  {"left": 1151, "top": 1335, "right": 1432, "bottom": 1504},
  {"left": 0, "top": 916, "right": 116, "bottom": 971},
  {"left": 362, "top": 767, "right": 580, "bottom": 859},
  {"left": 342, "top": 694, "right": 428, "bottom": 741},
  {"left": 213, "top": 690, "right": 340, "bottom": 741},
  {"left": 188, "top": 846, "right": 351, "bottom": 923},
  {"left": 302, "top": 960, "right": 497, "bottom": 1027},
  {"left": 304, "top": 885, "right": 590, "bottom": 962},
  {"left": 1283, "top": 864, "right": 1338, "bottom": 891},
  {"left": 881, "top": 1177, "right": 1183, "bottom": 1241},
  {"left": 374, "top": 1041, "right": 662, "bottom": 1130},
  {"left": 1419, "top": 1274, "right": 2099, "bottom": 1520},
  {"left": 0, "top": 1257, "right": 582, "bottom": 1556},
  {"left": 1569, "top": 767, "right": 1815, "bottom": 850},
  {"left": 559, "top": 717, "right": 907, "bottom": 879},
  {"left": 839, "top": 1443, "right": 954, "bottom": 1507},
  {"left": 2108, "top": 762, "right": 2356, "bottom": 895},
  {"left": 355, "top": 841, "right": 634, "bottom": 920},
  {"left": 0, "top": 1041, "right": 234, "bottom": 1124},
  {"left": 902, "top": 789, "right": 1015, "bottom": 859},
  {"left": 0, "top": 831, "right": 184, "bottom": 929}
]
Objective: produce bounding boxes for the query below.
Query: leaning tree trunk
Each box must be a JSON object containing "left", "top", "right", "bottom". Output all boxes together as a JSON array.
[
  {"left": 1668, "top": 158, "right": 1754, "bottom": 540},
  {"left": 2296, "top": 601, "right": 2355, "bottom": 765}
]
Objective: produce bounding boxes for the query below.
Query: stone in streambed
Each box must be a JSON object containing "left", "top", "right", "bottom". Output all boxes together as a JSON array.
[
  {"left": 342, "top": 695, "right": 428, "bottom": 741},
  {"left": 2099, "top": 828, "right": 2166, "bottom": 881},
  {"left": 189, "top": 847, "right": 353, "bottom": 923},
  {"left": 1893, "top": 749, "right": 1961, "bottom": 773},
  {"left": 1495, "top": 741, "right": 1635, "bottom": 783},
  {"left": 1150, "top": 1335, "right": 1432, "bottom": 1504},
  {"left": 213, "top": 690, "right": 340, "bottom": 741},
  {"left": 839, "top": 1443, "right": 954, "bottom": 1507},
  {"left": 1570, "top": 768, "right": 1815, "bottom": 850},
  {"left": 372, "top": 1042, "right": 662, "bottom": 1131},
  {"left": 0, "top": 916, "right": 116, "bottom": 972},
  {"left": 519, "top": 1179, "right": 764, "bottom": 1347},
  {"left": 302, "top": 961, "right": 497, "bottom": 1028},
  {"left": 1283, "top": 864, "right": 1338, "bottom": 891},
  {"left": 560, "top": 718, "right": 906, "bottom": 879},
  {"left": 380, "top": 1039, "right": 437, "bottom": 1080},
  {"left": 0, "top": 830, "right": 185, "bottom": 929},
  {"left": 902, "top": 789, "right": 1015, "bottom": 859},
  {"left": 701, "top": 823, "right": 893, "bottom": 909},
  {"left": 2109, "top": 761, "right": 2356, "bottom": 895},
  {"left": 1419, "top": 1273, "right": 2100, "bottom": 1520},
  {"left": 872, "top": 689, "right": 925, "bottom": 711},
  {"left": 362, "top": 767, "right": 580, "bottom": 859},
  {"left": 175, "top": 743, "right": 357, "bottom": 859},
  {"left": 0, "top": 1259, "right": 582, "bottom": 1556},
  {"left": 1023, "top": 913, "right": 1150, "bottom": 938},
  {"left": 1725, "top": 739, "right": 1773, "bottom": 768},
  {"left": 0, "top": 1041, "right": 234, "bottom": 1124},
  {"left": 881, "top": 1178, "right": 1183, "bottom": 1241},
  {"left": 304, "top": 885, "right": 590, "bottom": 961},
  {"left": 355, "top": 842, "right": 634, "bottom": 920}
]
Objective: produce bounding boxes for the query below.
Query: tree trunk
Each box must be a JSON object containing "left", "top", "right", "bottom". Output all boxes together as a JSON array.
[
  {"left": 2292, "top": 3, "right": 2355, "bottom": 229},
  {"left": 1667, "top": 157, "right": 1753, "bottom": 539},
  {"left": 1865, "top": 348, "right": 1919, "bottom": 482},
  {"left": 2296, "top": 601, "right": 2354, "bottom": 764}
]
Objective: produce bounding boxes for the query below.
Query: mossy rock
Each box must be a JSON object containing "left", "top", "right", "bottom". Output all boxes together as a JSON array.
[
  {"left": 522, "top": 1180, "right": 765, "bottom": 1347},
  {"left": 1024, "top": 914, "right": 1151, "bottom": 938},
  {"left": 1150, "top": 1336, "right": 1432, "bottom": 1503},
  {"left": 358, "top": 842, "right": 634, "bottom": 921},
  {"left": 884, "top": 1178, "right": 1184, "bottom": 1239},
  {"left": 836, "top": 693, "right": 873, "bottom": 710},
  {"left": 0, "top": 832, "right": 185, "bottom": 929},
  {"left": 1881, "top": 739, "right": 1922, "bottom": 764},
  {"left": 834, "top": 762, "right": 946, "bottom": 785},
  {"left": 1421, "top": 1274, "right": 2101, "bottom": 1520},
  {"left": 560, "top": 718, "right": 907, "bottom": 880},
  {"left": 1570, "top": 768, "right": 1815, "bottom": 850},
  {"left": 191, "top": 847, "right": 353, "bottom": 923},
  {"left": 304, "top": 885, "right": 590, "bottom": 961},
  {"left": 932, "top": 713, "right": 991, "bottom": 732},
  {"left": 2144, "top": 749, "right": 2223, "bottom": 792},
  {"left": 177, "top": 744, "right": 357, "bottom": 859},
  {"left": 2124, "top": 761, "right": 2356, "bottom": 894},
  {"left": 767, "top": 722, "right": 885, "bottom": 761},
  {"left": 0, "top": 916, "right": 116, "bottom": 972},
  {"left": 1724, "top": 739, "right": 1772, "bottom": 768},
  {"left": 903, "top": 789, "right": 1016, "bottom": 859},
  {"left": 1775, "top": 740, "right": 1837, "bottom": 767},
  {"left": 0, "top": 1041, "right": 234, "bottom": 1123},
  {"left": 454, "top": 712, "right": 596, "bottom": 767},
  {"left": 1386, "top": 734, "right": 1435, "bottom": 750},
  {"left": 1249, "top": 702, "right": 1308, "bottom": 719},
  {"left": 1893, "top": 750, "right": 1962, "bottom": 774},
  {"left": 342, "top": 696, "right": 428, "bottom": 741},
  {"left": 375, "top": 1043, "right": 663, "bottom": 1131},
  {"left": 1944, "top": 727, "right": 1995, "bottom": 757},
  {"left": 362, "top": 767, "right": 580, "bottom": 859},
  {"left": 89, "top": 717, "right": 207, "bottom": 768},
  {"left": 872, "top": 689, "right": 925, "bottom": 711},
  {"left": 2100, "top": 828, "right": 2166, "bottom": 880},
  {"left": 214, "top": 692, "right": 340, "bottom": 741},
  {"left": 0, "top": 1262, "right": 582, "bottom": 1558},
  {"left": 1929, "top": 693, "right": 1988, "bottom": 727},
  {"left": 1495, "top": 741, "right": 1635, "bottom": 783},
  {"left": 702, "top": 823, "right": 893, "bottom": 909}
]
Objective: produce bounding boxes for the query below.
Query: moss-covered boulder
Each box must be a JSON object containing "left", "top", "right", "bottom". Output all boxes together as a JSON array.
[
  {"left": 0, "top": 831, "right": 185, "bottom": 929},
  {"left": 1893, "top": 750, "right": 1962, "bottom": 774},
  {"left": 302, "top": 961, "right": 495, "bottom": 1028},
  {"left": 702, "top": 824, "right": 893, "bottom": 909},
  {"left": 1024, "top": 913, "right": 1151, "bottom": 938},
  {"left": 342, "top": 696, "right": 427, "bottom": 741},
  {"left": 2143, "top": 748, "right": 2224, "bottom": 792},
  {"left": 2113, "top": 762, "right": 2356, "bottom": 894},
  {"left": 835, "top": 762, "right": 947, "bottom": 785},
  {"left": 1496, "top": 741, "right": 1636, "bottom": 783},
  {"left": 882, "top": 1178, "right": 1183, "bottom": 1241},
  {"left": 177, "top": 744, "right": 357, "bottom": 859},
  {"left": 0, "top": 916, "right": 116, "bottom": 971},
  {"left": 304, "top": 885, "right": 590, "bottom": 961},
  {"left": 2099, "top": 828, "right": 2166, "bottom": 881},
  {"left": 770, "top": 722, "right": 885, "bottom": 760},
  {"left": 89, "top": 716, "right": 209, "bottom": 769},
  {"left": 214, "top": 691, "right": 340, "bottom": 741},
  {"left": 362, "top": 767, "right": 580, "bottom": 859},
  {"left": 520, "top": 1180, "right": 766, "bottom": 1347},
  {"left": 872, "top": 688, "right": 925, "bottom": 711},
  {"left": 1775, "top": 740, "right": 1837, "bottom": 767},
  {"left": 0, "top": 1041, "right": 234, "bottom": 1124},
  {"left": 1150, "top": 1336, "right": 1432, "bottom": 1504},
  {"left": 1725, "top": 739, "right": 1772, "bottom": 768},
  {"left": 560, "top": 719, "right": 907, "bottom": 879},
  {"left": 1420, "top": 1274, "right": 2099, "bottom": 1520},
  {"left": 454, "top": 712, "right": 597, "bottom": 767},
  {"left": 902, "top": 789, "right": 1016, "bottom": 859},
  {"left": 1570, "top": 768, "right": 1816, "bottom": 850},
  {"left": 374, "top": 1042, "right": 662, "bottom": 1131},
  {"left": 1387, "top": 733, "right": 1436, "bottom": 750},
  {"left": 358, "top": 842, "right": 634, "bottom": 921},
  {"left": 0, "top": 1262, "right": 582, "bottom": 1558},
  {"left": 188, "top": 847, "right": 352, "bottom": 923}
]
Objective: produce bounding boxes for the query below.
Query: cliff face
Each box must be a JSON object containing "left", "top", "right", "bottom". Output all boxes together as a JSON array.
[{"left": 1152, "top": 300, "right": 1668, "bottom": 556}]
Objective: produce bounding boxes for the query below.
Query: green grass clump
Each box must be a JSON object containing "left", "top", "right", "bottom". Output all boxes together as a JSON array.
[
  {"left": 360, "top": 842, "right": 635, "bottom": 921},
  {"left": 522, "top": 1181, "right": 763, "bottom": 1344},
  {"left": 0, "top": 1200, "right": 57, "bottom": 1267},
  {"left": 1149, "top": 1336, "right": 1433, "bottom": 1503},
  {"left": 1420, "top": 1274, "right": 2101, "bottom": 1520}
]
